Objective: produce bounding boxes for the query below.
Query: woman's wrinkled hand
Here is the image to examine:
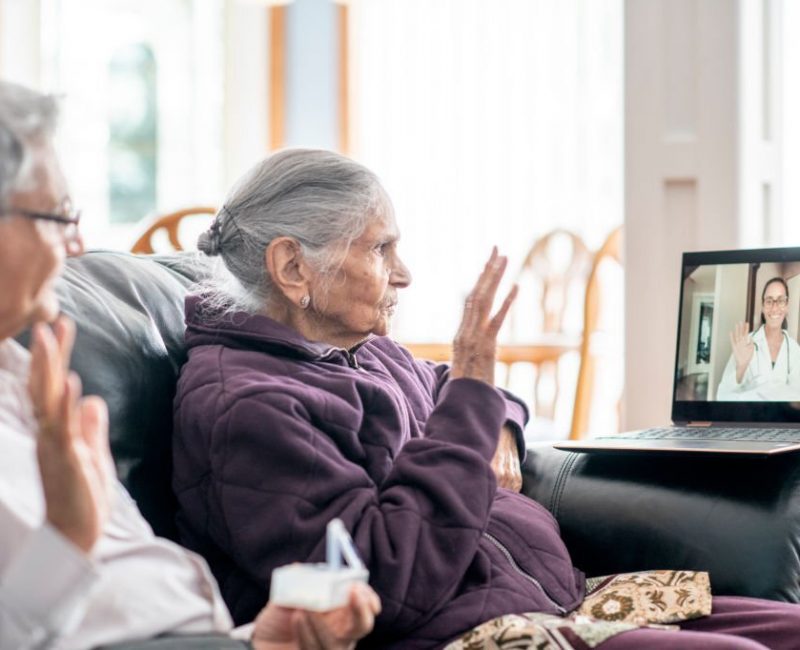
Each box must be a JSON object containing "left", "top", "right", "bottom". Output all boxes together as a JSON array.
[
  {"left": 251, "top": 582, "right": 381, "bottom": 650},
  {"left": 28, "top": 316, "right": 114, "bottom": 554},
  {"left": 491, "top": 425, "right": 522, "bottom": 492},
  {"left": 450, "top": 247, "right": 518, "bottom": 385}
]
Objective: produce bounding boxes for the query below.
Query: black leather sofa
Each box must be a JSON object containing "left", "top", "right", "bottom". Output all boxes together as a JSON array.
[{"left": 36, "top": 250, "right": 800, "bottom": 647}]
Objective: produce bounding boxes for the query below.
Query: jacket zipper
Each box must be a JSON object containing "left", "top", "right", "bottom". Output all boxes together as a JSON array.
[
  {"left": 483, "top": 532, "right": 567, "bottom": 615},
  {"left": 321, "top": 339, "right": 372, "bottom": 369}
]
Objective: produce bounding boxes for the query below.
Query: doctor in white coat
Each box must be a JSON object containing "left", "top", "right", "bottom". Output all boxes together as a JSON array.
[{"left": 718, "top": 277, "right": 800, "bottom": 401}]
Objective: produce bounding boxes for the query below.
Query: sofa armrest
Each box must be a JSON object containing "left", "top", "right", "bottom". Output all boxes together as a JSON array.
[
  {"left": 521, "top": 444, "right": 800, "bottom": 602},
  {"left": 96, "top": 634, "right": 249, "bottom": 649}
]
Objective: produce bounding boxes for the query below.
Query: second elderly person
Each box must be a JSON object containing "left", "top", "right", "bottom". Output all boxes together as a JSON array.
[{"left": 0, "top": 82, "right": 377, "bottom": 650}]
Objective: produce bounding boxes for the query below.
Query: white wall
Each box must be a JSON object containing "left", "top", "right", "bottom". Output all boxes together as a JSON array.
[
  {"left": 739, "top": 0, "right": 783, "bottom": 246},
  {"left": 625, "top": 0, "right": 781, "bottom": 427},
  {"left": 223, "top": 1, "right": 270, "bottom": 187},
  {"left": 678, "top": 278, "right": 698, "bottom": 378},
  {"left": 710, "top": 263, "right": 749, "bottom": 397},
  {"left": 0, "top": 0, "right": 41, "bottom": 86},
  {"left": 678, "top": 266, "right": 717, "bottom": 378},
  {"left": 787, "top": 274, "right": 800, "bottom": 339}
]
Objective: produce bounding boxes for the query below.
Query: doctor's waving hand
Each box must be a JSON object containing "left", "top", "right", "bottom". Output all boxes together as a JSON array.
[{"left": 718, "top": 277, "right": 800, "bottom": 401}]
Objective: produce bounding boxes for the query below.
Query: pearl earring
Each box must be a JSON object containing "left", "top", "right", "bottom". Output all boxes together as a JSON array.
[{"left": 299, "top": 295, "right": 310, "bottom": 309}]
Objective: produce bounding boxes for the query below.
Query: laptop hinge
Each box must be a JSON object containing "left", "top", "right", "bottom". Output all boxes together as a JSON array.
[{"left": 686, "top": 421, "right": 713, "bottom": 427}]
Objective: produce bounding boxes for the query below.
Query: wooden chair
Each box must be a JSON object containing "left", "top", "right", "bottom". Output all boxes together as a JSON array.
[
  {"left": 130, "top": 206, "right": 217, "bottom": 254},
  {"left": 512, "top": 229, "right": 592, "bottom": 335},
  {"left": 569, "top": 225, "right": 624, "bottom": 440},
  {"left": 508, "top": 229, "right": 592, "bottom": 421},
  {"left": 403, "top": 339, "right": 580, "bottom": 369}
]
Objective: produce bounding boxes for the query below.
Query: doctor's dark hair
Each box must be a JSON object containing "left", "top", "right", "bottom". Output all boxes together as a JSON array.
[
  {"left": 760, "top": 277, "right": 790, "bottom": 330},
  {"left": 0, "top": 81, "right": 59, "bottom": 210},
  {"left": 197, "top": 148, "right": 392, "bottom": 315}
]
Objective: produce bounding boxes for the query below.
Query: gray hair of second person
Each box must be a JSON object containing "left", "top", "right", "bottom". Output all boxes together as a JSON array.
[
  {"left": 0, "top": 81, "right": 59, "bottom": 210},
  {"left": 197, "top": 148, "right": 392, "bottom": 315}
]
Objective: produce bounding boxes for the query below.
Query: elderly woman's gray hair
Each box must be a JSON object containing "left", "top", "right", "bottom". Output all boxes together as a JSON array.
[
  {"left": 0, "top": 81, "right": 59, "bottom": 209},
  {"left": 198, "top": 148, "right": 392, "bottom": 314}
]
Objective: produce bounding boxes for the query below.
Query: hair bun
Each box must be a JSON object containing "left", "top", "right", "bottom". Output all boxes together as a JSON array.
[{"left": 198, "top": 218, "right": 223, "bottom": 256}]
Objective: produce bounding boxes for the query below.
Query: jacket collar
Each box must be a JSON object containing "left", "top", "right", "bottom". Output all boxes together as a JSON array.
[{"left": 184, "top": 294, "right": 373, "bottom": 365}]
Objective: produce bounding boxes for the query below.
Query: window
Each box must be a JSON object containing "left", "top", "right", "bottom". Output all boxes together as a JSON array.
[
  {"left": 33, "top": 0, "right": 226, "bottom": 248},
  {"left": 108, "top": 42, "right": 158, "bottom": 224}
]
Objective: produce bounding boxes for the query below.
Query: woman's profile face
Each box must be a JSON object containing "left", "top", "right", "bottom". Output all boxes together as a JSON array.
[
  {"left": 309, "top": 211, "right": 411, "bottom": 345},
  {"left": 762, "top": 280, "right": 788, "bottom": 328}
]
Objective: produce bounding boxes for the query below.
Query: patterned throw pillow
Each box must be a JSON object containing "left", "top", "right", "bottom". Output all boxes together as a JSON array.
[
  {"left": 445, "top": 570, "right": 712, "bottom": 650},
  {"left": 444, "top": 612, "right": 637, "bottom": 650},
  {"left": 578, "top": 570, "right": 712, "bottom": 626}
]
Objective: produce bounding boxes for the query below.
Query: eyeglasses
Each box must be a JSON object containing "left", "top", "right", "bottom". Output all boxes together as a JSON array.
[
  {"left": 764, "top": 296, "right": 789, "bottom": 308},
  {"left": 7, "top": 206, "right": 82, "bottom": 246}
]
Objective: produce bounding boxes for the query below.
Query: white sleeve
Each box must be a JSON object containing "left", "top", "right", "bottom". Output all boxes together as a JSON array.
[
  {"left": 786, "top": 339, "right": 800, "bottom": 398},
  {"left": 0, "top": 519, "right": 99, "bottom": 650},
  {"left": 717, "top": 353, "right": 756, "bottom": 400},
  {"left": 717, "top": 354, "right": 738, "bottom": 400}
]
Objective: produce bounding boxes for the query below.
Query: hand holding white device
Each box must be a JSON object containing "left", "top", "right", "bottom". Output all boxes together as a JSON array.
[{"left": 269, "top": 519, "right": 369, "bottom": 611}]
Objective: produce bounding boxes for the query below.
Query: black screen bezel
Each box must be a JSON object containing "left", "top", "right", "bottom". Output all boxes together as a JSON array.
[{"left": 672, "top": 246, "right": 800, "bottom": 423}]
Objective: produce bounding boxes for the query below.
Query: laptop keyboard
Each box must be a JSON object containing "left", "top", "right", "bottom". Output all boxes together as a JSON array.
[{"left": 605, "top": 427, "right": 800, "bottom": 444}]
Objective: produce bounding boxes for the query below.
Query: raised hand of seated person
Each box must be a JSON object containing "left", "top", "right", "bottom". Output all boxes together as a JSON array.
[
  {"left": 28, "top": 315, "right": 114, "bottom": 554},
  {"left": 450, "top": 248, "right": 521, "bottom": 492},
  {"left": 251, "top": 582, "right": 381, "bottom": 650}
]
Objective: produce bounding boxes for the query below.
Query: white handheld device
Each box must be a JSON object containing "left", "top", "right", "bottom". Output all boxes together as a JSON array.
[{"left": 269, "top": 519, "right": 369, "bottom": 611}]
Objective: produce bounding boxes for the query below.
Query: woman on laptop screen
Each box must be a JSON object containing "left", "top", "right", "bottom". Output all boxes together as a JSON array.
[{"left": 717, "top": 277, "right": 800, "bottom": 400}]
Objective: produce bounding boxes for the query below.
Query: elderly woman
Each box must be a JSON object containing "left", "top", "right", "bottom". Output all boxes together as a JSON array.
[{"left": 174, "top": 148, "right": 800, "bottom": 649}]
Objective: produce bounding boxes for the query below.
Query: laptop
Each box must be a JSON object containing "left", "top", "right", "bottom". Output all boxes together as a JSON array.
[{"left": 556, "top": 246, "right": 800, "bottom": 456}]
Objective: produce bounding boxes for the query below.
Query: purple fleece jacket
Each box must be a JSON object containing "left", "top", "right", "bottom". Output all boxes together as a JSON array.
[{"left": 173, "top": 296, "right": 585, "bottom": 649}]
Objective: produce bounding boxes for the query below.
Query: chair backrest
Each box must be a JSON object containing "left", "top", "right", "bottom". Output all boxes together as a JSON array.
[
  {"left": 570, "top": 225, "right": 624, "bottom": 440},
  {"left": 504, "top": 229, "right": 592, "bottom": 425},
  {"left": 511, "top": 229, "right": 592, "bottom": 337},
  {"left": 15, "top": 251, "right": 207, "bottom": 539},
  {"left": 130, "top": 206, "right": 217, "bottom": 254}
]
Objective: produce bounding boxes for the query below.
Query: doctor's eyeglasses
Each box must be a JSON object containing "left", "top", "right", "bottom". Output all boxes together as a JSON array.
[{"left": 763, "top": 297, "right": 789, "bottom": 308}]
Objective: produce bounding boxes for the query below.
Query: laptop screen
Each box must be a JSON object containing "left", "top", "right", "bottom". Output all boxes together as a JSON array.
[{"left": 673, "top": 247, "right": 800, "bottom": 423}]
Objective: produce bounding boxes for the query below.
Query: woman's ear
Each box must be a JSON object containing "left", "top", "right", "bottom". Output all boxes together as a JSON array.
[{"left": 265, "top": 237, "right": 312, "bottom": 307}]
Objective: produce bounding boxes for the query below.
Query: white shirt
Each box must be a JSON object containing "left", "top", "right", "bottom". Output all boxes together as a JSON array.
[
  {"left": 0, "top": 339, "right": 233, "bottom": 650},
  {"left": 717, "top": 326, "right": 800, "bottom": 401}
]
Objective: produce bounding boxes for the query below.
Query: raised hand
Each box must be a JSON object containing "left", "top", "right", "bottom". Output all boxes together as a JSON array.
[
  {"left": 729, "top": 321, "right": 755, "bottom": 384},
  {"left": 28, "top": 316, "right": 114, "bottom": 554},
  {"left": 450, "top": 247, "right": 518, "bottom": 385},
  {"left": 251, "top": 582, "right": 381, "bottom": 650}
]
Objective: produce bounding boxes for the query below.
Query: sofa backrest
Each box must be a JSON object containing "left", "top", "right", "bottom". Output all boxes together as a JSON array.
[{"left": 18, "top": 250, "right": 204, "bottom": 540}]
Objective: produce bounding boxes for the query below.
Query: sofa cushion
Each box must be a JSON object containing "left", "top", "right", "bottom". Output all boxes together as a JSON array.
[
  {"left": 17, "top": 250, "right": 204, "bottom": 540},
  {"left": 522, "top": 445, "right": 800, "bottom": 603}
]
